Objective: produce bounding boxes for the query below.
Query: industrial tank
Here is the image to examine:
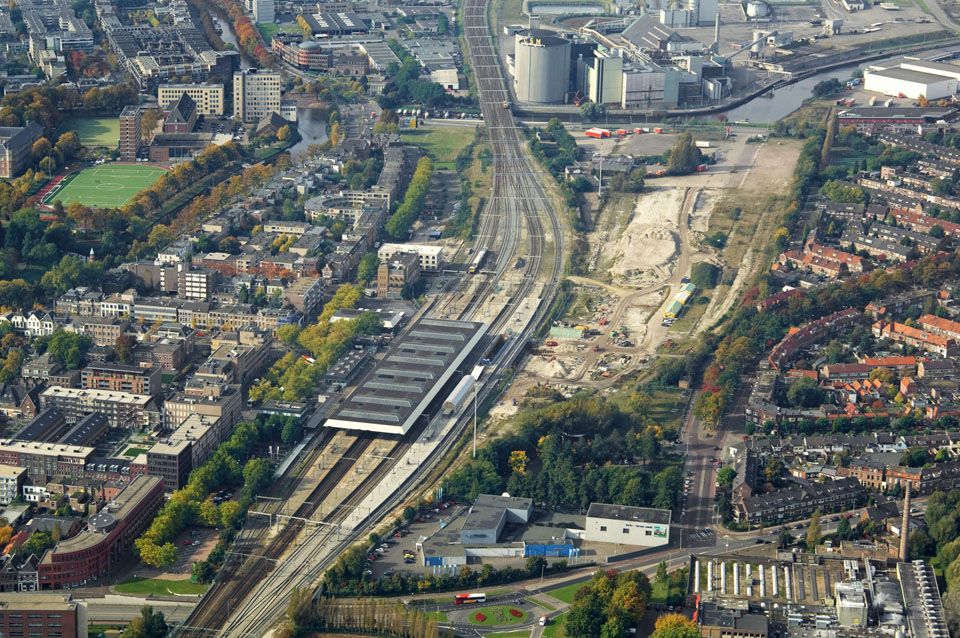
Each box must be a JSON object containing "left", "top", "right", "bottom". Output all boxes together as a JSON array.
[
  {"left": 746, "top": 1, "right": 769, "bottom": 17},
  {"left": 513, "top": 29, "right": 571, "bottom": 104},
  {"left": 751, "top": 29, "right": 767, "bottom": 53}
]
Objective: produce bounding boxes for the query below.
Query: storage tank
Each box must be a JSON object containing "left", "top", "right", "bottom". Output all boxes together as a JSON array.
[
  {"left": 513, "top": 29, "right": 571, "bottom": 104},
  {"left": 746, "top": 1, "right": 769, "bottom": 17},
  {"left": 751, "top": 30, "right": 767, "bottom": 53}
]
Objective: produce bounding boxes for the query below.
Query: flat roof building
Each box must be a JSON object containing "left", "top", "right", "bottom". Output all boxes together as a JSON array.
[
  {"left": 0, "top": 593, "right": 87, "bottom": 638},
  {"left": 585, "top": 503, "right": 671, "bottom": 547},
  {"left": 461, "top": 494, "right": 533, "bottom": 545},
  {"left": 324, "top": 318, "right": 487, "bottom": 435}
]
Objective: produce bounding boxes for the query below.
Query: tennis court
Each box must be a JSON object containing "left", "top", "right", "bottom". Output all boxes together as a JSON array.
[{"left": 47, "top": 164, "right": 168, "bottom": 208}]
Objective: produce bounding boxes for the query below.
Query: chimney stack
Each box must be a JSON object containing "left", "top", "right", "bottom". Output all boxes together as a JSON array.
[
  {"left": 713, "top": 15, "right": 721, "bottom": 54},
  {"left": 900, "top": 482, "right": 911, "bottom": 560}
]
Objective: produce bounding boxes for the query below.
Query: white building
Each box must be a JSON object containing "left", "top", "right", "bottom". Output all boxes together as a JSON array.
[
  {"left": 584, "top": 503, "right": 671, "bottom": 547},
  {"left": 251, "top": 0, "right": 275, "bottom": 24},
  {"left": 377, "top": 243, "right": 445, "bottom": 272},
  {"left": 233, "top": 70, "right": 282, "bottom": 123},
  {"left": 0, "top": 464, "right": 25, "bottom": 505},
  {"left": 864, "top": 57, "right": 960, "bottom": 100},
  {"left": 586, "top": 49, "right": 623, "bottom": 106}
]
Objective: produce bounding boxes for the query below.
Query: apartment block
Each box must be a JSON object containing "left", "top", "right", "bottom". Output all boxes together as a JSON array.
[
  {"left": 0, "top": 464, "right": 25, "bottom": 505},
  {"left": 0, "top": 122, "right": 43, "bottom": 178},
  {"left": 233, "top": 69, "right": 281, "bottom": 123},
  {"left": 118, "top": 106, "right": 141, "bottom": 162},
  {"left": 80, "top": 363, "right": 162, "bottom": 396},
  {"left": 0, "top": 593, "right": 87, "bottom": 637},
  {"left": 39, "top": 387, "right": 160, "bottom": 431},
  {"left": 158, "top": 83, "right": 225, "bottom": 115}
]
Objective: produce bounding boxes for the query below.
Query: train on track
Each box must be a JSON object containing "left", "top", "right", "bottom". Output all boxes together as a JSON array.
[{"left": 469, "top": 249, "right": 489, "bottom": 274}]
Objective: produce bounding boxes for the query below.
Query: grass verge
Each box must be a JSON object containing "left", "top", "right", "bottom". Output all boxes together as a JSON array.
[
  {"left": 467, "top": 605, "right": 528, "bottom": 626},
  {"left": 115, "top": 577, "right": 209, "bottom": 596}
]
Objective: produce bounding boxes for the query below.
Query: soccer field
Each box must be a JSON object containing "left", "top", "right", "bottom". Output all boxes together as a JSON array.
[{"left": 48, "top": 164, "right": 168, "bottom": 208}]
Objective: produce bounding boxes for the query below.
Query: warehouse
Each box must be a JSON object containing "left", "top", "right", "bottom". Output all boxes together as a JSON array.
[
  {"left": 585, "top": 503, "right": 671, "bottom": 547},
  {"left": 864, "top": 58, "right": 960, "bottom": 100},
  {"left": 323, "top": 318, "right": 487, "bottom": 435}
]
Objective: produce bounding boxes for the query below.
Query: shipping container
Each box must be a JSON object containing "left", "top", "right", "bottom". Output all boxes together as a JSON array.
[
  {"left": 654, "top": 128, "right": 663, "bottom": 133},
  {"left": 697, "top": 164, "right": 707, "bottom": 172},
  {"left": 663, "top": 300, "right": 684, "bottom": 319},
  {"left": 586, "top": 127, "right": 611, "bottom": 138},
  {"left": 616, "top": 129, "right": 627, "bottom": 136},
  {"left": 634, "top": 127, "right": 644, "bottom": 134},
  {"left": 674, "top": 290, "right": 692, "bottom": 305}
]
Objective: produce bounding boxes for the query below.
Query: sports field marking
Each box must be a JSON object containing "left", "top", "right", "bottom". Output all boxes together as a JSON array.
[{"left": 47, "top": 164, "right": 168, "bottom": 209}]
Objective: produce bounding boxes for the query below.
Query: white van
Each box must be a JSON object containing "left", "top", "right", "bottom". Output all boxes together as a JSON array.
[{"left": 539, "top": 616, "right": 548, "bottom": 626}]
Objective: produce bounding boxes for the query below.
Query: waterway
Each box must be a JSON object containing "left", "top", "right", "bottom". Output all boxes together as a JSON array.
[
  {"left": 715, "top": 63, "right": 869, "bottom": 124},
  {"left": 289, "top": 107, "right": 330, "bottom": 154},
  {"left": 531, "top": 3, "right": 604, "bottom": 12},
  {"left": 213, "top": 14, "right": 253, "bottom": 70}
]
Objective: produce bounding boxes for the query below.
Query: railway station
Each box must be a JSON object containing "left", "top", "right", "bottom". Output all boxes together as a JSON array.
[{"left": 323, "top": 317, "right": 489, "bottom": 435}]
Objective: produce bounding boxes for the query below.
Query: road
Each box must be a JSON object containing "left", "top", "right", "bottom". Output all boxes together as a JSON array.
[{"left": 919, "top": 0, "right": 960, "bottom": 31}]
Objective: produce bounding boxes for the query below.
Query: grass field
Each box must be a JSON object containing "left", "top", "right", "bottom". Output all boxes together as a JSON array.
[
  {"left": 546, "top": 582, "right": 584, "bottom": 604},
  {"left": 467, "top": 606, "right": 528, "bottom": 626},
  {"left": 115, "top": 577, "right": 208, "bottom": 596},
  {"left": 123, "top": 447, "right": 148, "bottom": 457},
  {"left": 401, "top": 126, "right": 475, "bottom": 170},
  {"left": 50, "top": 164, "right": 167, "bottom": 208},
  {"left": 61, "top": 117, "right": 120, "bottom": 147},
  {"left": 487, "top": 631, "right": 531, "bottom": 638},
  {"left": 542, "top": 612, "right": 567, "bottom": 638}
]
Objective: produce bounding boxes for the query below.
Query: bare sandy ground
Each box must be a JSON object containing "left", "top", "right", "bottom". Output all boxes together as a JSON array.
[{"left": 603, "top": 187, "right": 684, "bottom": 286}]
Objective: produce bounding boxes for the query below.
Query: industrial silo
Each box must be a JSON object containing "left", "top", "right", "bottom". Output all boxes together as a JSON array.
[
  {"left": 751, "top": 29, "right": 767, "bottom": 53},
  {"left": 746, "top": 1, "right": 769, "bottom": 17},
  {"left": 513, "top": 29, "right": 571, "bottom": 104}
]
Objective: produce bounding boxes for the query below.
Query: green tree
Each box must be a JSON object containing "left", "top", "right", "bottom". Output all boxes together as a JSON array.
[
  {"left": 807, "top": 509, "right": 822, "bottom": 551},
  {"left": 357, "top": 252, "right": 380, "bottom": 284},
  {"left": 667, "top": 132, "right": 703, "bottom": 175},
  {"left": 716, "top": 466, "right": 736, "bottom": 488},
  {"left": 281, "top": 420, "right": 303, "bottom": 445},
  {"left": 652, "top": 613, "right": 699, "bottom": 638},
  {"left": 837, "top": 516, "right": 852, "bottom": 540},
  {"left": 656, "top": 561, "right": 668, "bottom": 583},
  {"left": 690, "top": 262, "right": 720, "bottom": 289},
  {"left": 114, "top": 334, "right": 135, "bottom": 364},
  {"left": 125, "top": 606, "right": 168, "bottom": 638},
  {"left": 44, "top": 330, "right": 92, "bottom": 369}
]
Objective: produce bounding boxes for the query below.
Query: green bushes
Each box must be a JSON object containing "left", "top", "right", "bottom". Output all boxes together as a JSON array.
[
  {"left": 385, "top": 157, "right": 433, "bottom": 240},
  {"left": 690, "top": 262, "right": 720, "bottom": 289}
]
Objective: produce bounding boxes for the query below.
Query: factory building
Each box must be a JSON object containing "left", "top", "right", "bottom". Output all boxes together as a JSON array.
[
  {"left": 585, "top": 48, "right": 623, "bottom": 105},
  {"left": 864, "top": 57, "right": 960, "bottom": 100},
  {"left": 324, "top": 318, "right": 487, "bottom": 435},
  {"left": 511, "top": 29, "right": 571, "bottom": 104}
]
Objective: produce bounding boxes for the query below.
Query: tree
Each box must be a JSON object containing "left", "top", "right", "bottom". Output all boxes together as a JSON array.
[
  {"left": 900, "top": 447, "right": 930, "bottom": 467},
  {"left": 837, "top": 516, "right": 852, "bottom": 540},
  {"left": 667, "top": 132, "right": 703, "bottom": 175},
  {"left": 786, "top": 377, "right": 825, "bottom": 408},
  {"left": 690, "top": 262, "right": 720, "bottom": 289},
  {"left": 277, "top": 124, "right": 292, "bottom": 141},
  {"left": 276, "top": 324, "right": 301, "bottom": 347},
  {"left": 357, "top": 252, "right": 380, "bottom": 283},
  {"left": 778, "top": 527, "right": 794, "bottom": 548},
  {"left": 45, "top": 330, "right": 92, "bottom": 369},
  {"left": 716, "top": 466, "right": 736, "bottom": 488},
  {"left": 807, "top": 509, "right": 823, "bottom": 551},
  {"left": 811, "top": 78, "right": 842, "bottom": 98},
  {"left": 114, "top": 334, "right": 135, "bottom": 364},
  {"left": 579, "top": 102, "right": 606, "bottom": 121},
  {"left": 656, "top": 560, "right": 668, "bottom": 583},
  {"left": 652, "top": 614, "right": 699, "bottom": 638},
  {"left": 281, "top": 420, "right": 302, "bottom": 445},
  {"left": 125, "top": 606, "right": 168, "bottom": 638}
]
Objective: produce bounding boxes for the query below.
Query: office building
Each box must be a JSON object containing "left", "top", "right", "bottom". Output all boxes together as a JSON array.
[
  {"left": 376, "top": 243, "right": 445, "bottom": 272},
  {"left": 147, "top": 414, "right": 222, "bottom": 492},
  {"left": 158, "top": 83, "right": 225, "bottom": 115},
  {"left": 118, "top": 106, "right": 141, "bottom": 162},
  {"left": 377, "top": 252, "right": 420, "bottom": 299},
  {"left": 251, "top": 0, "right": 274, "bottom": 24},
  {"left": 283, "top": 276, "right": 323, "bottom": 315},
  {"left": 164, "top": 382, "right": 242, "bottom": 433},
  {"left": 38, "top": 476, "right": 163, "bottom": 589},
  {"left": 233, "top": 69, "right": 281, "bottom": 123}
]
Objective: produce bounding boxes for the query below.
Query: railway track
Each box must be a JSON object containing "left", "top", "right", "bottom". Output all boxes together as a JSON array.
[{"left": 177, "top": 1, "right": 564, "bottom": 634}]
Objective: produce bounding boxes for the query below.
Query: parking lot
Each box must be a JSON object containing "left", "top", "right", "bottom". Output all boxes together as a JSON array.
[{"left": 368, "top": 502, "right": 467, "bottom": 579}]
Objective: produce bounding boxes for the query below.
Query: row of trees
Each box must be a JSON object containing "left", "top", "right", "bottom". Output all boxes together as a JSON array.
[
  {"left": 377, "top": 42, "right": 449, "bottom": 109},
  {"left": 282, "top": 591, "right": 438, "bottom": 638},
  {"left": 250, "top": 284, "right": 381, "bottom": 403},
  {"left": 0, "top": 84, "right": 135, "bottom": 138},
  {"left": 385, "top": 157, "right": 433, "bottom": 240},
  {"left": 133, "top": 418, "right": 282, "bottom": 567},
  {"left": 527, "top": 118, "right": 585, "bottom": 227}
]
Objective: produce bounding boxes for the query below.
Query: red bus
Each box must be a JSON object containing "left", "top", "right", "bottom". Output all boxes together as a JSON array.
[{"left": 455, "top": 593, "right": 486, "bottom": 604}]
